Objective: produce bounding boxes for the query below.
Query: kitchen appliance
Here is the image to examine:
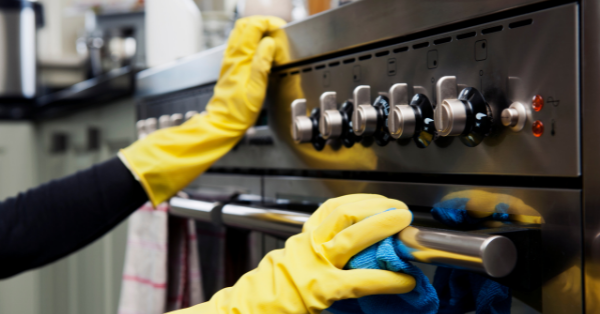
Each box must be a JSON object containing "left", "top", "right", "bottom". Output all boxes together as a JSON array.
[
  {"left": 0, "top": 0, "right": 43, "bottom": 117},
  {"left": 135, "top": 0, "right": 596, "bottom": 312}
]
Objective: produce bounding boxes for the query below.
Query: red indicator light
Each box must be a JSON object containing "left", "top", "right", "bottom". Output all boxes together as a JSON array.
[
  {"left": 532, "top": 120, "right": 544, "bottom": 137},
  {"left": 532, "top": 95, "right": 544, "bottom": 112}
]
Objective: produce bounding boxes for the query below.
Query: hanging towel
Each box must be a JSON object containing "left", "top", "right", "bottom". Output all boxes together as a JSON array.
[
  {"left": 166, "top": 216, "right": 205, "bottom": 311},
  {"left": 118, "top": 202, "right": 169, "bottom": 314},
  {"left": 118, "top": 202, "right": 204, "bottom": 314}
]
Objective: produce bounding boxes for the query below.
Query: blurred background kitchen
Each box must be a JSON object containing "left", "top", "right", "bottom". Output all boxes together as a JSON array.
[{"left": 0, "top": 0, "right": 356, "bottom": 313}]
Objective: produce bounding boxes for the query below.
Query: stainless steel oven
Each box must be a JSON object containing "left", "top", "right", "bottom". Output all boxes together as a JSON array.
[{"left": 135, "top": 1, "right": 598, "bottom": 312}]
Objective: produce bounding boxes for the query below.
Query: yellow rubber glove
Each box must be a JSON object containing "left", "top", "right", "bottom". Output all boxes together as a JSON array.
[
  {"left": 119, "top": 16, "right": 286, "bottom": 206},
  {"left": 171, "top": 194, "right": 416, "bottom": 314}
]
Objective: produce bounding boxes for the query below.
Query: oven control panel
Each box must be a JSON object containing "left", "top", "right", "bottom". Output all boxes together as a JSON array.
[
  {"left": 228, "top": 3, "right": 578, "bottom": 177},
  {"left": 139, "top": 4, "right": 580, "bottom": 177}
]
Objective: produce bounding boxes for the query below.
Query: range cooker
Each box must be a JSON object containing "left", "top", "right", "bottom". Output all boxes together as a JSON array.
[{"left": 135, "top": 1, "right": 598, "bottom": 312}]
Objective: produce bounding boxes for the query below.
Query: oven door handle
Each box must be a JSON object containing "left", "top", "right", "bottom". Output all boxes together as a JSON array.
[{"left": 169, "top": 197, "right": 517, "bottom": 278}]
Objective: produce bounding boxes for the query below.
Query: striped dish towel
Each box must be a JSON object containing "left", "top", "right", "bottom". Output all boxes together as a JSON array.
[{"left": 118, "top": 202, "right": 204, "bottom": 314}]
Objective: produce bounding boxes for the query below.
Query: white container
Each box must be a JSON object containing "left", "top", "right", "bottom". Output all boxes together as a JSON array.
[{"left": 145, "top": 0, "right": 205, "bottom": 68}]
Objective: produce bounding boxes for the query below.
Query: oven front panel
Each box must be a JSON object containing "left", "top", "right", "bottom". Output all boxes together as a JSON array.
[{"left": 214, "top": 4, "right": 579, "bottom": 177}]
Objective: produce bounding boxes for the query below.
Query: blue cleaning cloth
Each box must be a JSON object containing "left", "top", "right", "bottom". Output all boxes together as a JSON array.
[
  {"left": 327, "top": 202, "right": 512, "bottom": 314},
  {"left": 327, "top": 236, "right": 439, "bottom": 314},
  {"left": 434, "top": 267, "right": 511, "bottom": 314}
]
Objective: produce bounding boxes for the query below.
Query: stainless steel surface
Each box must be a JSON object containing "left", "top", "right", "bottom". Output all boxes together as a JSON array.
[
  {"left": 214, "top": 4, "right": 579, "bottom": 176},
  {"left": 435, "top": 98, "right": 468, "bottom": 137},
  {"left": 319, "top": 92, "right": 343, "bottom": 139},
  {"left": 582, "top": 0, "right": 599, "bottom": 313},
  {"left": 399, "top": 226, "right": 517, "bottom": 278},
  {"left": 135, "top": 45, "right": 224, "bottom": 98},
  {"left": 272, "top": 0, "right": 552, "bottom": 66},
  {"left": 352, "top": 85, "right": 377, "bottom": 136},
  {"left": 291, "top": 99, "right": 313, "bottom": 143},
  {"left": 221, "top": 204, "right": 308, "bottom": 238},
  {"left": 169, "top": 197, "right": 217, "bottom": 222},
  {"left": 170, "top": 196, "right": 518, "bottom": 277},
  {"left": 502, "top": 101, "right": 527, "bottom": 131},
  {"left": 263, "top": 176, "right": 581, "bottom": 312},
  {"left": 0, "top": 5, "right": 36, "bottom": 98}
]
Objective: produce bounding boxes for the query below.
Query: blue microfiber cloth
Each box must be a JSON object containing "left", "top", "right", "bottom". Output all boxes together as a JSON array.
[
  {"left": 327, "top": 209, "right": 439, "bottom": 314},
  {"left": 433, "top": 267, "right": 511, "bottom": 314},
  {"left": 327, "top": 236, "right": 439, "bottom": 314},
  {"left": 327, "top": 203, "right": 512, "bottom": 314}
]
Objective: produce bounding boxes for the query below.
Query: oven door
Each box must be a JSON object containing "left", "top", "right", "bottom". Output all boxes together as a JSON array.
[{"left": 171, "top": 174, "right": 581, "bottom": 313}]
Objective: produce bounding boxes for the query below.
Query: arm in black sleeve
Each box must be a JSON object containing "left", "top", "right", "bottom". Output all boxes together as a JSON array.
[{"left": 0, "top": 157, "right": 148, "bottom": 279}]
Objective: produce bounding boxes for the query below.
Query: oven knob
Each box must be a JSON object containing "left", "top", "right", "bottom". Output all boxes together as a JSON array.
[
  {"left": 319, "top": 92, "right": 343, "bottom": 139},
  {"left": 170, "top": 113, "right": 184, "bottom": 126},
  {"left": 435, "top": 98, "right": 468, "bottom": 136},
  {"left": 291, "top": 99, "right": 326, "bottom": 150},
  {"left": 501, "top": 101, "right": 527, "bottom": 132},
  {"left": 185, "top": 110, "right": 198, "bottom": 121},
  {"left": 434, "top": 76, "right": 492, "bottom": 142},
  {"left": 434, "top": 76, "right": 463, "bottom": 137},
  {"left": 352, "top": 85, "right": 378, "bottom": 137},
  {"left": 291, "top": 99, "right": 313, "bottom": 143},
  {"left": 388, "top": 83, "right": 416, "bottom": 139},
  {"left": 159, "top": 114, "right": 172, "bottom": 129}
]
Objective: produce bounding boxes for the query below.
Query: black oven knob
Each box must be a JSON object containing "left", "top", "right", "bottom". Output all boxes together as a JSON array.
[
  {"left": 290, "top": 99, "right": 325, "bottom": 150},
  {"left": 434, "top": 76, "right": 492, "bottom": 139},
  {"left": 352, "top": 85, "right": 378, "bottom": 137},
  {"left": 371, "top": 94, "right": 391, "bottom": 146}
]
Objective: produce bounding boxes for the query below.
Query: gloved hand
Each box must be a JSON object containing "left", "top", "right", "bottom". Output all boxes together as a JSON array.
[
  {"left": 171, "top": 194, "right": 416, "bottom": 314},
  {"left": 119, "top": 16, "right": 286, "bottom": 206}
]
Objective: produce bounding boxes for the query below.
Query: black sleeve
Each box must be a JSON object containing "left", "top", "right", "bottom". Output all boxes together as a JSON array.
[{"left": 0, "top": 157, "right": 148, "bottom": 279}]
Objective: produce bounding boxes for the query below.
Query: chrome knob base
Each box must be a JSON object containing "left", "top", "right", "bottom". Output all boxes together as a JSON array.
[
  {"left": 501, "top": 101, "right": 527, "bottom": 132},
  {"left": 389, "top": 104, "right": 417, "bottom": 139},
  {"left": 434, "top": 98, "right": 468, "bottom": 137}
]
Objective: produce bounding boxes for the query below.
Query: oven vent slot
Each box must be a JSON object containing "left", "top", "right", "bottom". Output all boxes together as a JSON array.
[
  {"left": 328, "top": 61, "right": 340, "bottom": 67},
  {"left": 509, "top": 19, "right": 533, "bottom": 29},
  {"left": 315, "top": 65, "right": 326, "bottom": 70},
  {"left": 358, "top": 54, "right": 372, "bottom": 61},
  {"left": 375, "top": 50, "right": 390, "bottom": 57},
  {"left": 433, "top": 37, "right": 452, "bottom": 45},
  {"left": 290, "top": 70, "right": 300, "bottom": 75},
  {"left": 343, "top": 58, "right": 355, "bottom": 64},
  {"left": 481, "top": 25, "right": 503, "bottom": 34},
  {"left": 456, "top": 31, "right": 476, "bottom": 40},
  {"left": 302, "top": 68, "right": 312, "bottom": 73},
  {"left": 393, "top": 46, "right": 408, "bottom": 53},
  {"left": 278, "top": 73, "right": 288, "bottom": 78},
  {"left": 413, "top": 42, "right": 430, "bottom": 49}
]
